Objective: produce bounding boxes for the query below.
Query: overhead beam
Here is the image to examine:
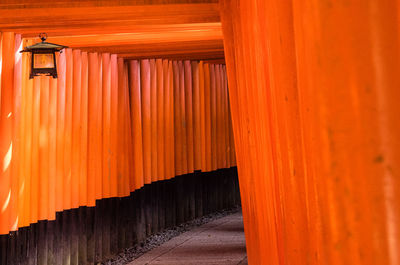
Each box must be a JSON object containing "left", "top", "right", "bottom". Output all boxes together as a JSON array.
[
  {"left": 0, "top": 4, "right": 220, "bottom": 36},
  {"left": 66, "top": 39, "right": 223, "bottom": 54},
  {"left": 0, "top": 0, "right": 218, "bottom": 9},
  {"left": 121, "top": 50, "right": 225, "bottom": 61},
  {"left": 44, "top": 23, "right": 222, "bottom": 47},
  {"left": 0, "top": 1, "right": 225, "bottom": 61}
]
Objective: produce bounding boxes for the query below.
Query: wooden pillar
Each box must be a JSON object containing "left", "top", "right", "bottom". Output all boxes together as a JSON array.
[
  {"left": 220, "top": 0, "right": 400, "bottom": 265},
  {"left": 0, "top": 32, "right": 15, "bottom": 235}
]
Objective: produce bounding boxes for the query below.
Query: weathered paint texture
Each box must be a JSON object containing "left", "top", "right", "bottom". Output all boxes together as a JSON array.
[{"left": 220, "top": 0, "right": 400, "bottom": 264}]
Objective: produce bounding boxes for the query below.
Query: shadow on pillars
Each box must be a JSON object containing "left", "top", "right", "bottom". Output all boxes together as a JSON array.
[{"left": 0, "top": 167, "right": 241, "bottom": 265}]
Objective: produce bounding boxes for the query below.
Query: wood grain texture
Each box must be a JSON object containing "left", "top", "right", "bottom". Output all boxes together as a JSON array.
[
  {"left": 0, "top": 2, "right": 223, "bottom": 61},
  {"left": 221, "top": 0, "right": 400, "bottom": 264}
]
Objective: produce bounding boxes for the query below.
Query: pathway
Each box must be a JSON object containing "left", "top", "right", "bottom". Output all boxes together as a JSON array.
[{"left": 128, "top": 212, "right": 247, "bottom": 265}]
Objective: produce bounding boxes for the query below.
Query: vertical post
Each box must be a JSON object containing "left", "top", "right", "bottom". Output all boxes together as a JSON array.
[{"left": 0, "top": 32, "right": 14, "bottom": 235}]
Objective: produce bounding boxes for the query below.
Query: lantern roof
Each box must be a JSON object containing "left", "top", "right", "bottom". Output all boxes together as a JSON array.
[
  {"left": 21, "top": 33, "right": 68, "bottom": 53},
  {"left": 21, "top": 41, "right": 68, "bottom": 52}
]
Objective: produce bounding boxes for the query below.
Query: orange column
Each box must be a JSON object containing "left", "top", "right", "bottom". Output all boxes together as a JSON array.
[
  {"left": 203, "top": 64, "right": 212, "bottom": 172},
  {"left": 169, "top": 61, "right": 175, "bottom": 179},
  {"left": 71, "top": 50, "right": 81, "bottom": 209},
  {"left": 48, "top": 75, "right": 57, "bottom": 220},
  {"left": 164, "top": 60, "right": 175, "bottom": 179},
  {"left": 79, "top": 52, "right": 88, "bottom": 207},
  {"left": 110, "top": 54, "right": 118, "bottom": 197},
  {"left": 129, "top": 60, "right": 144, "bottom": 189},
  {"left": 87, "top": 52, "right": 102, "bottom": 206},
  {"left": 30, "top": 76, "right": 40, "bottom": 224},
  {"left": 141, "top": 59, "right": 152, "bottom": 184},
  {"left": 102, "top": 53, "right": 111, "bottom": 198},
  {"left": 220, "top": 0, "right": 400, "bottom": 264},
  {"left": 184, "top": 61, "right": 194, "bottom": 173},
  {"left": 156, "top": 59, "right": 165, "bottom": 180},
  {"left": 291, "top": 1, "right": 400, "bottom": 264},
  {"left": 198, "top": 61, "right": 207, "bottom": 172},
  {"left": 209, "top": 65, "right": 217, "bottom": 171},
  {"left": 10, "top": 34, "right": 21, "bottom": 231},
  {"left": 117, "top": 57, "right": 128, "bottom": 196},
  {"left": 39, "top": 76, "right": 50, "bottom": 220},
  {"left": 0, "top": 32, "right": 14, "bottom": 234},
  {"left": 179, "top": 61, "right": 188, "bottom": 174},
  {"left": 173, "top": 61, "right": 183, "bottom": 176},
  {"left": 123, "top": 61, "right": 133, "bottom": 195},
  {"left": 64, "top": 48, "right": 73, "bottom": 210},
  {"left": 123, "top": 61, "right": 134, "bottom": 194},
  {"left": 150, "top": 59, "right": 158, "bottom": 182},
  {"left": 220, "top": 1, "right": 283, "bottom": 263},
  {"left": 222, "top": 66, "right": 230, "bottom": 168},
  {"left": 56, "top": 50, "right": 66, "bottom": 212},
  {"left": 191, "top": 61, "right": 201, "bottom": 171},
  {"left": 220, "top": 65, "right": 227, "bottom": 169},
  {"left": 20, "top": 39, "right": 33, "bottom": 227},
  {"left": 215, "top": 64, "right": 222, "bottom": 169}
]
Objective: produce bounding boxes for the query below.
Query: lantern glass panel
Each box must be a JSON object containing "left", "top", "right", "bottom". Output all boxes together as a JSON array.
[{"left": 33, "top": 53, "right": 54, "bottom": 69}]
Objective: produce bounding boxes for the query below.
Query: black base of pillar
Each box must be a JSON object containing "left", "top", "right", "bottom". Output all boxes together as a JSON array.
[{"left": 0, "top": 167, "right": 240, "bottom": 265}]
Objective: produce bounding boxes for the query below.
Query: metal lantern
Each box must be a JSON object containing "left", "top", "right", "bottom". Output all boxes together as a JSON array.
[{"left": 20, "top": 33, "right": 68, "bottom": 79}]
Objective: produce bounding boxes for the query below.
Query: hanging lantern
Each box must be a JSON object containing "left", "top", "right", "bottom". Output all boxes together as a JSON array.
[{"left": 20, "top": 33, "right": 68, "bottom": 79}]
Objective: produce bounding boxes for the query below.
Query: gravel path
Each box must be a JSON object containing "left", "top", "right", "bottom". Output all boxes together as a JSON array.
[{"left": 102, "top": 206, "right": 242, "bottom": 265}]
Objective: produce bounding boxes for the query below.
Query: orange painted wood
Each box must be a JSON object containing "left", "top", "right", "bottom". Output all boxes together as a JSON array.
[
  {"left": 48, "top": 74, "right": 58, "bottom": 220},
  {"left": 184, "top": 60, "right": 194, "bottom": 173},
  {"left": 87, "top": 52, "right": 102, "bottom": 206},
  {"left": 209, "top": 64, "right": 217, "bottom": 171},
  {"left": 39, "top": 76, "right": 50, "bottom": 220},
  {"left": 179, "top": 61, "right": 188, "bottom": 174},
  {"left": 221, "top": 0, "right": 400, "bottom": 264},
  {"left": 123, "top": 61, "right": 134, "bottom": 195},
  {"left": 56, "top": 51, "right": 66, "bottom": 211},
  {"left": 71, "top": 50, "right": 82, "bottom": 209},
  {"left": 0, "top": 36, "right": 234, "bottom": 234},
  {"left": 215, "top": 64, "right": 222, "bottom": 169},
  {"left": 46, "top": 26, "right": 222, "bottom": 49},
  {"left": 221, "top": 66, "right": 227, "bottom": 168},
  {"left": 198, "top": 61, "right": 207, "bottom": 171},
  {"left": 9, "top": 35, "right": 21, "bottom": 231},
  {"left": 0, "top": 32, "right": 14, "bottom": 234},
  {"left": 203, "top": 63, "right": 212, "bottom": 172},
  {"left": 117, "top": 57, "right": 129, "bottom": 196},
  {"left": 164, "top": 60, "right": 175, "bottom": 179},
  {"left": 64, "top": 48, "right": 73, "bottom": 210},
  {"left": 19, "top": 39, "right": 33, "bottom": 227},
  {"left": 191, "top": 61, "right": 201, "bottom": 171},
  {"left": 168, "top": 61, "right": 175, "bottom": 178},
  {"left": 0, "top": 0, "right": 218, "bottom": 9},
  {"left": 79, "top": 52, "right": 88, "bottom": 207},
  {"left": 129, "top": 60, "right": 144, "bottom": 189},
  {"left": 101, "top": 53, "right": 111, "bottom": 198},
  {"left": 110, "top": 54, "right": 118, "bottom": 197},
  {"left": 125, "top": 58, "right": 134, "bottom": 196},
  {"left": 173, "top": 61, "right": 183, "bottom": 176},
  {"left": 150, "top": 59, "right": 158, "bottom": 182},
  {"left": 11, "top": 34, "right": 22, "bottom": 230},
  {"left": 30, "top": 76, "right": 40, "bottom": 224},
  {"left": 0, "top": 4, "right": 220, "bottom": 37},
  {"left": 156, "top": 59, "right": 165, "bottom": 180},
  {"left": 141, "top": 59, "right": 152, "bottom": 184}
]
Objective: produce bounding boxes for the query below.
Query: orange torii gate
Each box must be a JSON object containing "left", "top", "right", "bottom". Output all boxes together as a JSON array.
[{"left": 0, "top": 0, "right": 400, "bottom": 264}]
